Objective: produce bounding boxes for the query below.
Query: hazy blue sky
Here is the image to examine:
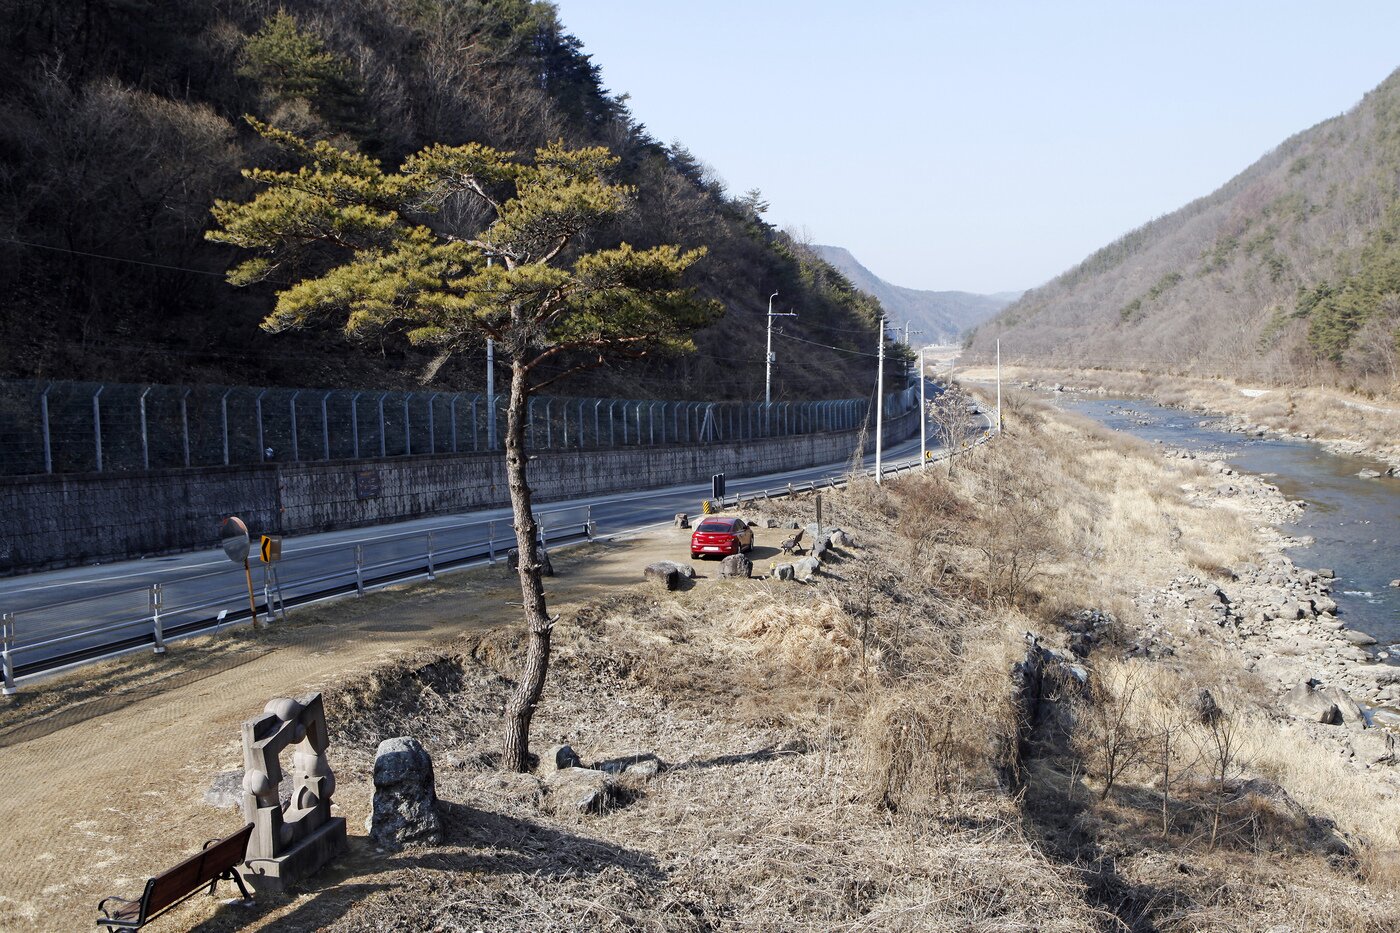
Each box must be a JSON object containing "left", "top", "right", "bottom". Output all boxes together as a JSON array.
[{"left": 552, "top": 1, "right": 1400, "bottom": 294}]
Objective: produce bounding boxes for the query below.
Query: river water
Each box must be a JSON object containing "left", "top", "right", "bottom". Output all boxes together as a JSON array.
[{"left": 1060, "top": 396, "right": 1400, "bottom": 658}]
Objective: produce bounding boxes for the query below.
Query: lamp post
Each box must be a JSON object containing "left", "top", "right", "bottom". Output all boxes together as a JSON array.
[
  {"left": 875, "top": 317, "right": 885, "bottom": 484},
  {"left": 765, "top": 291, "right": 796, "bottom": 434}
]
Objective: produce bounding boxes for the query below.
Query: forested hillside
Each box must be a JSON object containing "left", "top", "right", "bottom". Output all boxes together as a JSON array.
[
  {"left": 0, "top": 0, "right": 901, "bottom": 401},
  {"left": 968, "top": 68, "right": 1400, "bottom": 391},
  {"left": 813, "top": 244, "right": 1016, "bottom": 342}
]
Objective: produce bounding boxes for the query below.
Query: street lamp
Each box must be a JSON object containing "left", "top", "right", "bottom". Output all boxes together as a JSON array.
[{"left": 765, "top": 291, "right": 796, "bottom": 434}]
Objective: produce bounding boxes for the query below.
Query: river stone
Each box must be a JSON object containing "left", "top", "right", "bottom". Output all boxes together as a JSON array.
[
  {"left": 794, "top": 557, "right": 821, "bottom": 582},
  {"left": 1318, "top": 568, "right": 1336, "bottom": 579},
  {"left": 1358, "top": 468, "right": 1382, "bottom": 478},
  {"left": 719, "top": 554, "right": 752, "bottom": 579},
  {"left": 1311, "top": 596, "right": 1338, "bottom": 614},
  {"left": 1341, "top": 629, "right": 1378, "bottom": 647},
  {"left": 368, "top": 737, "right": 443, "bottom": 849},
  {"left": 1280, "top": 682, "right": 1342, "bottom": 725},
  {"left": 1317, "top": 686, "right": 1367, "bottom": 728}
]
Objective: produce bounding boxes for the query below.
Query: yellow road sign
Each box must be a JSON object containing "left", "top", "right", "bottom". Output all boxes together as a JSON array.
[{"left": 259, "top": 535, "right": 282, "bottom": 563}]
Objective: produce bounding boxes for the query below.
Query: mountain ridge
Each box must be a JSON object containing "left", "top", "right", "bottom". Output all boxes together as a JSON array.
[{"left": 811, "top": 244, "right": 1017, "bottom": 342}]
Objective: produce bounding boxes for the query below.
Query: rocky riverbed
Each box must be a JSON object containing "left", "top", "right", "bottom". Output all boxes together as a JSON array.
[{"left": 1125, "top": 445, "right": 1400, "bottom": 784}]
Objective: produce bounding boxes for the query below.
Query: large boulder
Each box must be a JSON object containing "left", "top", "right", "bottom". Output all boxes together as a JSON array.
[
  {"left": 719, "top": 554, "right": 752, "bottom": 579},
  {"left": 368, "top": 737, "right": 443, "bottom": 849},
  {"left": 771, "top": 563, "right": 796, "bottom": 581},
  {"left": 659, "top": 560, "right": 697, "bottom": 579},
  {"left": 1317, "top": 685, "right": 1367, "bottom": 728},
  {"left": 1280, "top": 682, "right": 1342, "bottom": 725},
  {"left": 644, "top": 563, "right": 680, "bottom": 591},
  {"left": 544, "top": 767, "right": 618, "bottom": 815},
  {"left": 793, "top": 557, "right": 821, "bottom": 582},
  {"left": 674, "top": 513, "right": 690, "bottom": 529}
]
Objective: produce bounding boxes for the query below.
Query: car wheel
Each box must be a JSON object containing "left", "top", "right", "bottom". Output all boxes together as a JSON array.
[{"left": 691, "top": 552, "right": 700, "bottom": 560}]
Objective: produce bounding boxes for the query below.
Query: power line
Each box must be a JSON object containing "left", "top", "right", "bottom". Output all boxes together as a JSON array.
[
  {"left": 0, "top": 235, "right": 233, "bottom": 278},
  {"left": 772, "top": 329, "right": 881, "bottom": 359}
]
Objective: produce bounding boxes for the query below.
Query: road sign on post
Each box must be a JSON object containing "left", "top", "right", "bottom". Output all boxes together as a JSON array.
[
  {"left": 712, "top": 473, "right": 725, "bottom": 501},
  {"left": 259, "top": 535, "right": 282, "bottom": 563}
]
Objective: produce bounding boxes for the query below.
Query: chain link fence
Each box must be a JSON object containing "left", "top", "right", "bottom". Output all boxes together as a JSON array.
[{"left": 0, "top": 379, "right": 917, "bottom": 477}]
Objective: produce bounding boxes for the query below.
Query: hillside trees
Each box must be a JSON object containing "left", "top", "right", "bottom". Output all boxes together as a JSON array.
[{"left": 208, "top": 123, "right": 719, "bottom": 771}]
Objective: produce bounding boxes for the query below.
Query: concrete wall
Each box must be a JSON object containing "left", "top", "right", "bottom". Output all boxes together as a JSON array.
[{"left": 0, "top": 410, "right": 916, "bottom": 573}]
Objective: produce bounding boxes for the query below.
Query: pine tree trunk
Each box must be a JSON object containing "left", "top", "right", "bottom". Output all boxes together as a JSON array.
[{"left": 500, "top": 358, "right": 553, "bottom": 773}]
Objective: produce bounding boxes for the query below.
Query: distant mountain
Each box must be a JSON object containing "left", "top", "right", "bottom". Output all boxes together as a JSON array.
[
  {"left": 967, "top": 68, "right": 1400, "bottom": 387},
  {"left": 812, "top": 245, "right": 1018, "bottom": 342}
]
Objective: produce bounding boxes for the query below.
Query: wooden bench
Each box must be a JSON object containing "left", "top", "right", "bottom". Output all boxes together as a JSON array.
[
  {"left": 779, "top": 529, "right": 804, "bottom": 555},
  {"left": 97, "top": 823, "right": 254, "bottom": 930}
]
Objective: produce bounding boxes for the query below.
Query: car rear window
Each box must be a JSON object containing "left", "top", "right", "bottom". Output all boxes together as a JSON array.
[{"left": 696, "top": 520, "right": 734, "bottom": 532}]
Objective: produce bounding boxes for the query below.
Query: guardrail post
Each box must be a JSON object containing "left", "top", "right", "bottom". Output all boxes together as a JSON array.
[
  {"left": 488, "top": 521, "right": 496, "bottom": 564},
  {"left": 585, "top": 506, "right": 596, "bottom": 539},
  {"left": 355, "top": 545, "right": 365, "bottom": 596},
  {"left": 427, "top": 531, "right": 436, "bottom": 580},
  {"left": 2, "top": 613, "right": 16, "bottom": 695},
  {"left": 151, "top": 584, "right": 166, "bottom": 654}
]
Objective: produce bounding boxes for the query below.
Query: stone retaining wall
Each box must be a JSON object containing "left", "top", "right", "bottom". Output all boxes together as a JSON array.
[{"left": 0, "top": 410, "right": 917, "bottom": 572}]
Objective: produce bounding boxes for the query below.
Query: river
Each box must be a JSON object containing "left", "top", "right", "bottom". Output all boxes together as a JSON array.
[{"left": 1060, "top": 396, "right": 1400, "bottom": 660}]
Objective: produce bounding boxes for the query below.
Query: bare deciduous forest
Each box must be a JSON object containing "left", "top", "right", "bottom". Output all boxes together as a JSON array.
[
  {"left": 968, "top": 68, "right": 1400, "bottom": 395},
  {"left": 0, "top": 0, "right": 904, "bottom": 400}
]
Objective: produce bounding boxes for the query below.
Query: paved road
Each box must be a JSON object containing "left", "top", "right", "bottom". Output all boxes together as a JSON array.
[{"left": 2, "top": 395, "right": 978, "bottom": 678}]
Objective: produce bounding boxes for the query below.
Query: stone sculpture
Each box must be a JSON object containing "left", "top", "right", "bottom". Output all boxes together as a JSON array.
[{"left": 238, "top": 693, "right": 347, "bottom": 892}]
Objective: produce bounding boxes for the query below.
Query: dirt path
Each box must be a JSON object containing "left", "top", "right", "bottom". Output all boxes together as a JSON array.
[{"left": 0, "top": 531, "right": 680, "bottom": 931}]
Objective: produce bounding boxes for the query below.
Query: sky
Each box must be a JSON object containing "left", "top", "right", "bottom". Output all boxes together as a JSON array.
[{"left": 552, "top": 1, "right": 1400, "bottom": 295}]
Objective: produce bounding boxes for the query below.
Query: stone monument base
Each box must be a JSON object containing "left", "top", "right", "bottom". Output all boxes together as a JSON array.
[{"left": 239, "top": 816, "right": 347, "bottom": 894}]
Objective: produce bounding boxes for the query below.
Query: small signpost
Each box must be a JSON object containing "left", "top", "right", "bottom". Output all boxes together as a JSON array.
[
  {"left": 219, "top": 516, "right": 259, "bottom": 629},
  {"left": 815, "top": 493, "right": 823, "bottom": 539},
  {"left": 259, "top": 535, "right": 286, "bottom": 621},
  {"left": 712, "top": 473, "right": 726, "bottom": 501}
]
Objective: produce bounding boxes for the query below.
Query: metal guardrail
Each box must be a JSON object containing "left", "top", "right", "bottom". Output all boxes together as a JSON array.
[{"left": 0, "top": 504, "right": 594, "bottom": 691}]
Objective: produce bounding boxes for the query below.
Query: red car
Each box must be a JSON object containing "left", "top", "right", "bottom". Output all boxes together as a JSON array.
[{"left": 690, "top": 516, "right": 754, "bottom": 559}]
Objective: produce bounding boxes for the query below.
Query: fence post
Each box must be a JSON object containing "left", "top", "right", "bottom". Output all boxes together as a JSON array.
[
  {"left": 428, "top": 393, "right": 439, "bottom": 454},
  {"left": 488, "top": 520, "right": 496, "bottom": 563},
  {"left": 180, "top": 389, "right": 192, "bottom": 467},
  {"left": 137, "top": 386, "right": 151, "bottom": 470},
  {"left": 450, "top": 394, "right": 460, "bottom": 453},
  {"left": 545, "top": 399, "right": 553, "bottom": 449},
  {"left": 585, "top": 505, "right": 596, "bottom": 539},
  {"left": 403, "top": 394, "right": 412, "bottom": 456},
  {"left": 92, "top": 385, "right": 105, "bottom": 472},
  {"left": 255, "top": 389, "right": 267, "bottom": 461},
  {"left": 354, "top": 545, "right": 365, "bottom": 596},
  {"left": 151, "top": 584, "right": 166, "bottom": 654},
  {"left": 377, "top": 393, "right": 387, "bottom": 457},
  {"left": 426, "top": 531, "right": 436, "bottom": 581},
  {"left": 1, "top": 613, "right": 16, "bottom": 695},
  {"left": 289, "top": 390, "right": 301, "bottom": 462},
  {"left": 40, "top": 383, "right": 53, "bottom": 474},
  {"left": 594, "top": 400, "right": 602, "bottom": 448},
  {"left": 221, "top": 389, "right": 232, "bottom": 465},
  {"left": 321, "top": 392, "right": 330, "bottom": 460}
]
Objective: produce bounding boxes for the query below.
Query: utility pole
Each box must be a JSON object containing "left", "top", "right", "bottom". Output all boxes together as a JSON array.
[
  {"left": 875, "top": 316, "right": 885, "bottom": 484},
  {"left": 919, "top": 345, "right": 927, "bottom": 471},
  {"left": 996, "top": 337, "right": 1002, "bottom": 433},
  {"left": 765, "top": 291, "right": 796, "bottom": 434}
]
